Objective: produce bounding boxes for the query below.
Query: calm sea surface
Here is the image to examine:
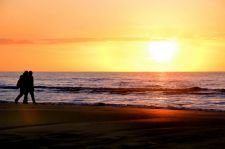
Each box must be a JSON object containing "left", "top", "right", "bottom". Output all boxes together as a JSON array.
[{"left": 1, "top": 72, "right": 225, "bottom": 111}]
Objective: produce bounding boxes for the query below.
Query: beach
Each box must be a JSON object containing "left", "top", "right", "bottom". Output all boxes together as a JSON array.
[
  {"left": 2, "top": 0, "right": 225, "bottom": 148},
  {"left": 1, "top": 104, "right": 225, "bottom": 148}
]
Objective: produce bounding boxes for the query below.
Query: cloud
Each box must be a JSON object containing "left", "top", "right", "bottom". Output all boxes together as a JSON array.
[
  {"left": 0, "top": 38, "right": 34, "bottom": 44},
  {"left": 40, "top": 37, "right": 152, "bottom": 44},
  {"left": 1, "top": 33, "right": 225, "bottom": 45},
  {"left": 0, "top": 37, "right": 152, "bottom": 45}
]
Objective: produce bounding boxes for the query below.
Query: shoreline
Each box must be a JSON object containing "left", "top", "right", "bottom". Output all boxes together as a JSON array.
[{"left": 1, "top": 100, "right": 225, "bottom": 113}]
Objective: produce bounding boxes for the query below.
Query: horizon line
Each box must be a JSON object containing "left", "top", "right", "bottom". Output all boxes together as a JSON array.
[{"left": 1, "top": 71, "right": 225, "bottom": 73}]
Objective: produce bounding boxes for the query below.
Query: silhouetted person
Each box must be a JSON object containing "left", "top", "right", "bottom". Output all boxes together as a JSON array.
[
  {"left": 23, "top": 71, "right": 36, "bottom": 104},
  {"left": 15, "top": 71, "right": 29, "bottom": 104}
]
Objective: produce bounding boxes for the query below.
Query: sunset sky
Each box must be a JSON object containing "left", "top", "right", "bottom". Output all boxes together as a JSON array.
[{"left": 1, "top": 0, "right": 225, "bottom": 72}]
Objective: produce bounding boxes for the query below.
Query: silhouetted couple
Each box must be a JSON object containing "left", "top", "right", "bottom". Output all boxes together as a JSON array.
[{"left": 15, "top": 71, "right": 36, "bottom": 104}]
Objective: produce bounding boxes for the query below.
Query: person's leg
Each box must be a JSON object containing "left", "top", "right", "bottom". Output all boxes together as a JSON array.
[
  {"left": 23, "top": 92, "right": 28, "bottom": 104},
  {"left": 30, "top": 91, "right": 36, "bottom": 104},
  {"left": 15, "top": 92, "right": 23, "bottom": 103}
]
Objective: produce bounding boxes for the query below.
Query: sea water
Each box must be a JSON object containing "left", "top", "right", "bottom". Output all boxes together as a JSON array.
[{"left": 0, "top": 72, "right": 225, "bottom": 111}]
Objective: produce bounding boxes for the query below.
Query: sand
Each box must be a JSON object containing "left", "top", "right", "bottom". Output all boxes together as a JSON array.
[{"left": 1, "top": 104, "right": 225, "bottom": 148}]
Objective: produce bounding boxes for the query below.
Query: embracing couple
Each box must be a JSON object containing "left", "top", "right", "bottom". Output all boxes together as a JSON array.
[{"left": 15, "top": 71, "right": 36, "bottom": 104}]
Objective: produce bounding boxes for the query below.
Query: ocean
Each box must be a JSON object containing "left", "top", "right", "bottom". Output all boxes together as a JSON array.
[{"left": 0, "top": 72, "right": 225, "bottom": 111}]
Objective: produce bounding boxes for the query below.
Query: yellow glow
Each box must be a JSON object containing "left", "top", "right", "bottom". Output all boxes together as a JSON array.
[
  {"left": 1, "top": 0, "right": 225, "bottom": 72},
  {"left": 148, "top": 40, "right": 178, "bottom": 63}
]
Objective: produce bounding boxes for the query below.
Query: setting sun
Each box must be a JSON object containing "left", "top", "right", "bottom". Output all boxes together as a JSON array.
[
  {"left": 1, "top": 0, "right": 225, "bottom": 72},
  {"left": 148, "top": 40, "right": 178, "bottom": 63}
]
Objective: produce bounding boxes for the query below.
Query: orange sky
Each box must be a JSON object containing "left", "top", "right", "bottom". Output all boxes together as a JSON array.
[{"left": 0, "top": 0, "right": 225, "bottom": 72}]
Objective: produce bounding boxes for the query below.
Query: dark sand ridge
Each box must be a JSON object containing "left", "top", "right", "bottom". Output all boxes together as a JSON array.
[{"left": 1, "top": 104, "right": 225, "bottom": 148}]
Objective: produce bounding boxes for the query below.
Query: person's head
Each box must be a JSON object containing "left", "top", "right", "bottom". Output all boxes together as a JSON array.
[
  {"left": 23, "top": 71, "right": 29, "bottom": 76},
  {"left": 29, "top": 71, "right": 33, "bottom": 76}
]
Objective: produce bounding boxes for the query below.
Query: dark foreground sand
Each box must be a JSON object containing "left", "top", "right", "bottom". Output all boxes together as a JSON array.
[{"left": 1, "top": 104, "right": 225, "bottom": 148}]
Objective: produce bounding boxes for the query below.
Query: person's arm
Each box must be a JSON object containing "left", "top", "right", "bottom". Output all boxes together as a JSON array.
[{"left": 31, "top": 76, "right": 34, "bottom": 88}]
